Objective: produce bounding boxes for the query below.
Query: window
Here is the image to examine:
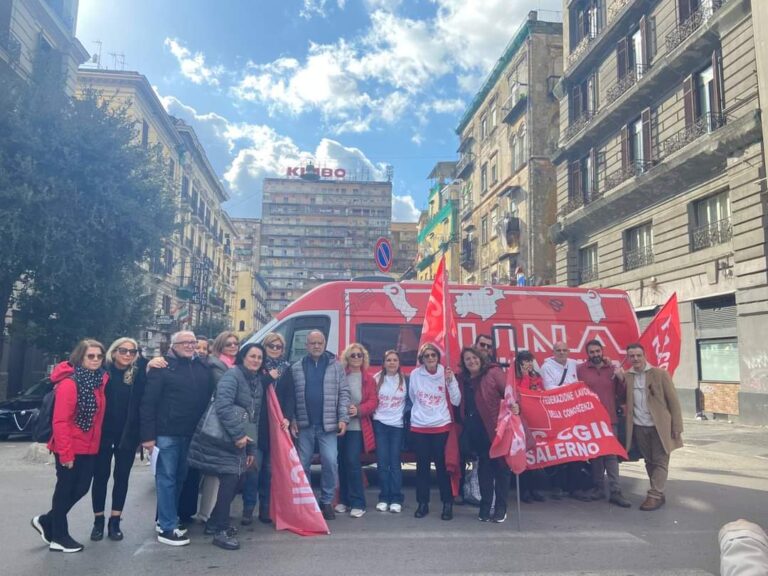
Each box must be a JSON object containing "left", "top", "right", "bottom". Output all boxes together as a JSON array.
[
  {"left": 684, "top": 53, "right": 723, "bottom": 131},
  {"left": 239, "top": 298, "right": 247, "bottom": 310},
  {"left": 491, "top": 157, "right": 498, "bottom": 184},
  {"left": 697, "top": 65, "right": 715, "bottom": 129},
  {"left": 698, "top": 339, "right": 739, "bottom": 382},
  {"left": 691, "top": 191, "right": 731, "bottom": 250},
  {"left": 356, "top": 324, "right": 422, "bottom": 366},
  {"left": 481, "top": 114, "right": 488, "bottom": 139},
  {"left": 517, "top": 125, "right": 527, "bottom": 167},
  {"left": 511, "top": 136, "right": 519, "bottom": 172},
  {"left": 570, "top": 74, "right": 597, "bottom": 121},
  {"left": 161, "top": 295, "right": 171, "bottom": 314},
  {"left": 490, "top": 101, "right": 498, "bottom": 130},
  {"left": 481, "top": 164, "right": 488, "bottom": 193},
  {"left": 630, "top": 117, "right": 644, "bottom": 166},
  {"left": 490, "top": 207, "right": 499, "bottom": 237},
  {"left": 571, "top": 0, "right": 602, "bottom": 48},
  {"left": 624, "top": 222, "right": 653, "bottom": 270},
  {"left": 621, "top": 111, "right": 651, "bottom": 173},
  {"left": 141, "top": 120, "right": 149, "bottom": 148},
  {"left": 239, "top": 320, "right": 246, "bottom": 332},
  {"left": 481, "top": 215, "right": 489, "bottom": 245},
  {"left": 579, "top": 244, "right": 598, "bottom": 283}
]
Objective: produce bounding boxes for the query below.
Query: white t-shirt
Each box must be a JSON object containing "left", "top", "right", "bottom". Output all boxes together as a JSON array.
[
  {"left": 372, "top": 373, "right": 407, "bottom": 428},
  {"left": 630, "top": 364, "right": 655, "bottom": 426},
  {"left": 540, "top": 357, "right": 580, "bottom": 390},
  {"left": 408, "top": 365, "right": 461, "bottom": 429}
]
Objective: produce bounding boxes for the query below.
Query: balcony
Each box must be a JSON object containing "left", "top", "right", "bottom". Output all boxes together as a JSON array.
[
  {"left": 564, "top": 110, "right": 597, "bottom": 142},
  {"left": 456, "top": 152, "right": 475, "bottom": 178},
  {"left": 550, "top": 110, "right": 760, "bottom": 244},
  {"left": 624, "top": 246, "right": 654, "bottom": 271},
  {"left": 605, "top": 64, "right": 651, "bottom": 106},
  {"left": 666, "top": 0, "right": 726, "bottom": 53},
  {"left": 579, "top": 265, "right": 599, "bottom": 284},
  {"left": 460, "top": 198, "right": 474, "bottom": 220},
  {"left": 502, "top": 92, "right": 527, "bottom": 125},
  {"left": 604, "top": 160, "right": 655, "bottom": 194},
  {"left": 567, "top": 33, "right": 598, "bottom": 70},
  {"left": 691, "top": 217, "right": 732, "bottom": 251},
  {"left": 559, "top": 187, "right": 603, "bottom": 217},
  {"left": 460, "top": 237, "right": 477, "bottom": 271},
  {"left": 659, "top": 113, "right": 727, "bottom": 159},
  {"left": 416, "top": 252, "right": 435, "bottom": 272}
]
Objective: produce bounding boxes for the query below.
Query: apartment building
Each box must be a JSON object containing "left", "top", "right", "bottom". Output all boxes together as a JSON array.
[
  {"left": 551, "top": 0, "right": 768, "bottom": 424},
  {"left": 456, "top": 11, "right": 563, "bottom": 287},
  {"left": 390, "top": 221, "right": 419, "bottom": 279},
  {"left": 415, "top": 162, "right": 462, "bottom": 282},
  {"left": 0, "top": 0, "right": 88, "bottom": 93},
  {"left": 231, "top": 217, "right": 270, "bottom": 338},
  {"left": 260, "top": 167, "right": 392, "bottom": 314}
]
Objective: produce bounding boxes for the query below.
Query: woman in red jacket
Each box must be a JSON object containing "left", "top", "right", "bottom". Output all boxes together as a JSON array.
[
  {"left": 31, "top": 339, "right": 108, "bottom": 553},
  {"left": 515, "top": 350, "right": 547, "bottom": 503},
  {"left": 335, "top": 343, "right": 378, "bottom": 518}
]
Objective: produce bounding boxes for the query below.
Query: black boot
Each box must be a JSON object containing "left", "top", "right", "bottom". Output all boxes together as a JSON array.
[
  {"left": 107, "top": 516, "right": 124, "bottom": 541},
  {"left": 414, "top": 503, "right": 429, "bottom": 518},
  {"left": 90, "top": 516, "right": 105, "bottom": 541},
  {"left": 441, "top": 502, "right": 453, "bottom": 521},
  {"left": 212, "top": 529, "right": 240, "bottom": 550}
]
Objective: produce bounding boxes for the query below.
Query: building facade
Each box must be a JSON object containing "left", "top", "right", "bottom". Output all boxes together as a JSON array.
[
  {"left": 0, "top": 0, "right": 88, "bottom": 93},
  {"left": 390, "top": 221, "right": 419, "bottom": 279},
  {"left": 456, "top": 12, "right": 563, "bottom": 287},
  {"left": 415, "top": 162, "right": 462, "bottom": 282},
  {"left": 231, "top": 217, "right": 270, "bottom": 338},
  {"left": 77, "top": 70, "right": 236, "bottom": 354},
  {"left": 551, "top": 0, "right": 768, "bottom": 424},
  {"left": 260, "top": 168, "right": 392, "bottom": 314}
]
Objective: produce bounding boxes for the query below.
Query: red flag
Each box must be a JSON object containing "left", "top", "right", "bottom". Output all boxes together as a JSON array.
[
  {"left": 489, "top": 380, "right": 528, "bottom": 475},
  {"left": 418, "top": 255, "right": 461, "bottom": 495},
  {"left": 418, "top": 256, "right": 460, "bottom": 368},
  {"left": 637, "top": 293, "right": 681, "bottom": 376},
  {"left": 267, "top": 387, "right": 330, "bottom": 536}
]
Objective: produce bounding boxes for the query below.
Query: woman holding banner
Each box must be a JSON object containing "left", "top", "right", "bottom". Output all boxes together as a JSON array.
[
  {"left": 459, "top": 347, "right": 516, "bottom": 523},
  {"left": 515, "top": 351, "right": 547, "bottom": 503},
  {"left": 409, "top": 343, "right": 461, "bottom": 521}
]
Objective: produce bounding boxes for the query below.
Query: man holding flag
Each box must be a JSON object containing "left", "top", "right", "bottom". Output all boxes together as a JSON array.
[{"left": 622, "top": 343, "right": 683, "bottom": 511}]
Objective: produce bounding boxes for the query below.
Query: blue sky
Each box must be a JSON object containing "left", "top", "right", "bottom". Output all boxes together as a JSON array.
[{"left": 76, "top": 0, "right": 562, "bottom": 221}]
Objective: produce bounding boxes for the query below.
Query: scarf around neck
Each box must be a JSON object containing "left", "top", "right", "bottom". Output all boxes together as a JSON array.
[{"left": 74, "top": 365, "right": 104, "bottom": 431}]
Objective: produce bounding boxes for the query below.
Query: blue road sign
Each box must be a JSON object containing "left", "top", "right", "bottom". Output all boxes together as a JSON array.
[{"left": 375, "top": 237, "right": 393, "bottom": 273}]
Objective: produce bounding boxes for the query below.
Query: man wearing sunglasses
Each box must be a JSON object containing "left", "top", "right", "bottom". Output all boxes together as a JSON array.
[
  {"left": 282, "top": 330, "right": 350, "bottom": 521},
  {"left": 140, "top": 331, "right": 214, "bottom": 546},
  {"left": 474, "top": 335, "right": 497, "bottom": 363}
]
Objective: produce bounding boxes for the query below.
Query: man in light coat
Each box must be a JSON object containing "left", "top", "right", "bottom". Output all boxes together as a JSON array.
[
  {"left": 284, "top": 330, "right": 349, "bottom": 520},
  {"left": 622, "top": 343, "right": 683, "bottom": 511}
]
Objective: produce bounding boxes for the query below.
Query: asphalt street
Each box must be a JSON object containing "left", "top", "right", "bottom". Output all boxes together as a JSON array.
[{"left": 1, "top": 418, "right": 766, "bottom": 576}]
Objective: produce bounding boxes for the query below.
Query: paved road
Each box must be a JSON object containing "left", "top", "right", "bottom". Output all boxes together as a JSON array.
[{"left": 2, "top": 419, "right": 767, "bottom": 575}]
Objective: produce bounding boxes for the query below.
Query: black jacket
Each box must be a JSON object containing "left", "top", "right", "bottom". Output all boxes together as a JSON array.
[
  {"left": 188, "top": 366, "right": 264, "bottom": 476},
  {"left": 139, "top": 353, "right": 214, "bottom": 441},
  {"left": 107, "top": 357, "right": 148, "bottom": 451}
]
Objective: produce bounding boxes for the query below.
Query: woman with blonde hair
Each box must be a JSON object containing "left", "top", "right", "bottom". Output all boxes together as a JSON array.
[
  {"left": 335, "top": 343, "right": 378, "bottom": 518},
  {"left": 32, "top": 339, "right": 109, "bottom": 553},
  {"left": 409, "top": 342, "right": 460, "bottom": 520},
  {"left": 89, "top": 337, "right": 147, "bottom": 542},
  {"left": 372, "top": 350, "right": 409, "bottom": 513}
]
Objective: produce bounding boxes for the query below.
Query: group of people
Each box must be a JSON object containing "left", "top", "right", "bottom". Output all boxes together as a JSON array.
[{"left": 29, "top": 326, "right": 684, "bottom": 554}]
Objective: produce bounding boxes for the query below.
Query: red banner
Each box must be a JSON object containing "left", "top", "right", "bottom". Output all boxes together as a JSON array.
[
  {"left": 638, "top": 293, "right": 681, "bottom": 376},
  {"left": 267, "top": 387, "right": 330, "bottom": 536},
  {"left": 518, "top": 382, "right": 628, "bottom": 469},
  {"left": 489, "top": 383, "right": 528, "bottom": 475}
]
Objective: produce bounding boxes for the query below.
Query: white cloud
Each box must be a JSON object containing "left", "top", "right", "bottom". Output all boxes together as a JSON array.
[
  {"left": 392, "top": 194, "right": 420, "bottom": 222},
  {"left": 299, "top": 0, "right": 346, "bottom": 19},
  {"left": 164, "top": 38, "right": 223, "bottom": 86},
  {"left": 429, "top": 98, "right": 466, "bottom": 114}
]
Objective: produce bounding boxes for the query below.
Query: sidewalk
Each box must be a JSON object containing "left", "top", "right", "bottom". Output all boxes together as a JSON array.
[{"left": 681, "top": 417, "right": 768, "bottom": 460}]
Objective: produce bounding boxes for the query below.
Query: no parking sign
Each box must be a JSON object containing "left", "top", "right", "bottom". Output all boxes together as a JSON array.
[{"left": 374, "top": 237, "right": 393, "bottom": 273}]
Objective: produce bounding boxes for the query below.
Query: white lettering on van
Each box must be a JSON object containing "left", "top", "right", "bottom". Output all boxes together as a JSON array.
[{"left": 522, "top": 324, "right": 568, "bottom": 354}]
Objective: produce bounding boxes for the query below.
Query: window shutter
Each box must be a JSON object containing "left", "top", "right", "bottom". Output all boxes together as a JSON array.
[
  {"left": 589, "top": 147, "right": 598, "bottom": 195},
  {"left": 620, "top": 125, "right": 629, "bottom": 170},
  {"left": 641, "top": 108, "right": 652, "bottom": 164},
  {"left": 678, "top": 0, "right": 691, "bottom": 23},
  {"left": 570, "top": 161, "right": 582, "bottom": 200},
  {"left": 639, "top": 15, "right": 649, "bottom": 68},
  {"left": 683, "top": 74, "right": 695, "bottom": 127},
  {"left": 572, "top": 86, "right": 582, "bottom": 120},
  {"left": 712, "top": 50, "right": 723, "bottom": 118},
  {"left": 578, "top": 12, "right": 585, "bottom": 41},
  {"left": 617, "top": 38, "right": 628, "bottom": 79}
]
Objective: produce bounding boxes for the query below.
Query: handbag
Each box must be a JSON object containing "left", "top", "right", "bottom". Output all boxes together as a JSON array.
[{"left": 197, "top": 400, "right": 248, "bottom": 448}]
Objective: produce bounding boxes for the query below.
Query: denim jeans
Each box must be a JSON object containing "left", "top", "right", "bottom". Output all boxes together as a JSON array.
[
  {"left": 242, "top": 449, "right": 271, "bottom": 513},
  {"left": 297, "top": 424, "right": 338, "bottom": 506},
  {"left": 374, "top": 421, "right": 404, "bottom": 505},
  {"left": 338, "top": 430, "right": 366, "bottom": 510},
  {"left": 155, "top": 436, "right": 191, "bottom": 533}
]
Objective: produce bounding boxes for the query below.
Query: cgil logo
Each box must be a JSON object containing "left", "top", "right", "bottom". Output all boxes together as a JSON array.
[{"left": 286, "top": 167, "right": 346, "bottom": 178}]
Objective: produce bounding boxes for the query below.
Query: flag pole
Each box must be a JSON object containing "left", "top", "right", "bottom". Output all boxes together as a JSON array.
[
  {"left": 515, "top": 473, "right": 521, "bottom": 531},
  {"left": 442, "top": 256, "right": 450, "bottom": 369}
]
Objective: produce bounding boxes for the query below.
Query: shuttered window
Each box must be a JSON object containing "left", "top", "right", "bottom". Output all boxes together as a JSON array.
[{"left": 694, "top": 295, "right": 737, "bottom": 338}]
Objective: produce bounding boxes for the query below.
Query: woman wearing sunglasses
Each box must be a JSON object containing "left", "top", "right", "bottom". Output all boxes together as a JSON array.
[
  {"left": 409, "top": 342, "right": 461, "bottom": 521},
  {"left": 89, "top": 337, "right": 147, "bottom": 542},
  {"left": 335, "top": 343, "right": 377, "bottom": 518},
  {"left": 241, "top": 332, "right": 294, "bottom": 525},
  {"left": 32, "top": 339, "right": 109, "bottom": 553}
]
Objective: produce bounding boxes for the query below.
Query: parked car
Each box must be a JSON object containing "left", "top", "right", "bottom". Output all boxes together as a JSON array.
[{"left": 0, "top": 378, "right": 52, "bottom": 440}]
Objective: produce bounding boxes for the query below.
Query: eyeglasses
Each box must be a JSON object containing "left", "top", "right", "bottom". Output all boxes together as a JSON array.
[
  {"left": 86, "top": 353, "right": 104, "bottom": 361},
  {"left": 175, "top": 341, "right": 197, "bottom": 347},
  {"left": 554, "top": 348, "right": 569, "bottom": 353},
  {"left": 266, "top": 343, "right": 284, "bottom": 350},
  {"left": 225, "top": 341, "right": 239, "bottom": 347},
  {"left": 422, "top": 352, "right": 438, "bottom": 359},
  {"left": 348, "top": 352, "right": 363, "bottom": 359},
  {"left": 116, "top": 347, "right": 138, "bottom": 356},
  {"left": 477, "top": 342, "right": 492, "bottom": 349}
]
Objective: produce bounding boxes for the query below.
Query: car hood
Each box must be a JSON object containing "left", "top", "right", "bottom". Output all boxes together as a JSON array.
[{"left": 0, "top": 397, "right": 43, "bottom": 411}]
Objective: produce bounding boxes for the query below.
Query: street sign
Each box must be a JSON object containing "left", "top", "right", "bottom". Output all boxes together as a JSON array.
[{"left": 374, "top": 237, "right": 393, "bottom": 273}]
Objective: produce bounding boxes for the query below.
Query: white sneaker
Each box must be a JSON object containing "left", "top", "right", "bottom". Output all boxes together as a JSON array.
[
  {"left": 375, "top": 502, "right": 389, "bottom": 512},
  {"left": 349, "top": 508, "right": 366, "bottom": 518},
  {"left": 155, "top": 523, "right": 188, "bottom": 536},
  {"left": 334, "top": 503, "right": 348, "bottom": 514},
  {"left": 389, "top": 503, "right": 402, "bottom": 514}
]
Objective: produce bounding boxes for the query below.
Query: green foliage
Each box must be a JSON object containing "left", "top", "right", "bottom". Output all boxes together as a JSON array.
[{"left": 0, "top": 64, "right": 176, "bottom": 355}]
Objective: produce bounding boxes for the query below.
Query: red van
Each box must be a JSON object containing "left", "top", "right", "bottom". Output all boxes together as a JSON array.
[{"left": 245, "top": 281, "right": 640, "bottom": 371}]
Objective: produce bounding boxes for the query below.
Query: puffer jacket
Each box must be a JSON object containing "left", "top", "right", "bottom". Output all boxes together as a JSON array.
[
  {"left": 47, "top": 362, "right": 108, "bottom": 463},
  {"left": 187, "top": 365, "right": 265, "bottom": 476},
  {"left": 285, "top": 351, "right": 349, "bottom": 433}
]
